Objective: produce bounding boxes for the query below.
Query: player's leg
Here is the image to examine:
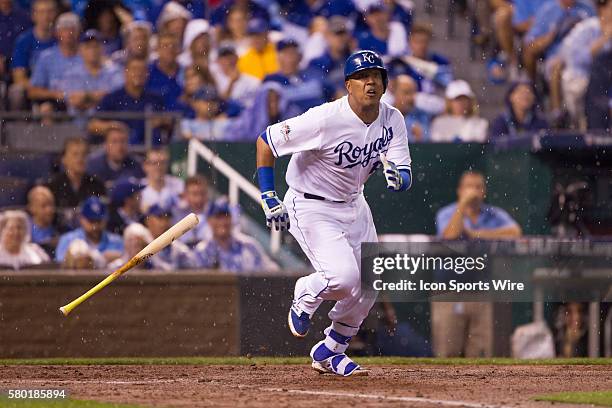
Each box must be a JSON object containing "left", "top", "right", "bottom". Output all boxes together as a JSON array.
[
  {"left": 309, "top": 196, "right": 377, "bottom": 376},
  {"left": 284, "top": 189, "right": 363, "bottom": 338}
]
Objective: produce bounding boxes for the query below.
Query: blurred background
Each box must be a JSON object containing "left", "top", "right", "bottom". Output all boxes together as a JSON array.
[{"left": 0, "top": 0, "right": 610, "bottom": 360}]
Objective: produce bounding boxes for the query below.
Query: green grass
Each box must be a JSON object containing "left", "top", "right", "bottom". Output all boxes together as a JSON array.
[
  {"left": 0, "top": 397, "right": 145, "bottom": 408},
  {"left": 0, "top": 356, "right": 610, "bottom": 366},
  {"left": 534, "top": 391, "right": 612, "bottom": 407}
]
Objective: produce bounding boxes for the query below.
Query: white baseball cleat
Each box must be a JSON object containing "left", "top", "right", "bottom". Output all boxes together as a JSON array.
[{"left": 310, "top": 340, "right": 369, "bottom": 377}]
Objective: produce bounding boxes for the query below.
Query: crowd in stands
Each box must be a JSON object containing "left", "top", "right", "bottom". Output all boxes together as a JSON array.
[
  {"left": 0, "top": 0, "right": 611, "bottom": 272},
  {"left": 1, "top": 0, "right": 608, "bottom": 146},
  {"left": 0, "top": 133, "right": 276, "bottom": 272}
]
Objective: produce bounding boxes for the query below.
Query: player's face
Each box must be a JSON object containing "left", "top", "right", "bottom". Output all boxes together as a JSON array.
[{"left": 346, "top": 68, "right": 384, "bottom": 107}]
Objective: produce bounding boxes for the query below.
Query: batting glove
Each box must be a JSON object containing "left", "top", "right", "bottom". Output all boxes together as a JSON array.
[
  {"left": 380, "top": 153, "right": 403, "bottom": 191},
  {"left": 261, "top": 191, "right": 290, "bottom": 231}
]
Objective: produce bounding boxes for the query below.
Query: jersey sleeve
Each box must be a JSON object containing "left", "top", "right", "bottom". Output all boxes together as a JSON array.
[
  {"left": 385, "top": 109, "right": 412, "bottom": 172},
  {"left": 265, "top": 106, "right": 323, "bottom": 158}
]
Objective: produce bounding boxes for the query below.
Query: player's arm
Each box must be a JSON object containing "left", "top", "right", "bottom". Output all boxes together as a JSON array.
[
  {"left": 381, "top": 111, "right": 413, "bottom": 192},
  {"left": 256, "top": 131, "right": 289, "bottom": 231}
]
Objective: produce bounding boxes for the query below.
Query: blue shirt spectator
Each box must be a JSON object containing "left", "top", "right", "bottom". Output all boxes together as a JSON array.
[
  {"left": 357, "top": 3, "right": 408, "bottom": 57},
  {"left": 435, "top": 171, "right": 521, "bottom": 239},
  {"left": 0, "top": 0, "right": 30, "bottom": 68},
  {"left": 11, "top": 29, "right": 56, "bottom": 72},
  {"left": 55, "top": 197, "right": 124, "bottom": 262},
  {"left": 525, "top": 0, "right": 595, "bottom": 58},
  {"left": 96, "top": 87, "right": 166, "bottom": 145},
  {"left": 263, "top": 39, "right": 327, "bottom": 113},
  {"left": 86, "top": 123, "right": 145, "bottom": 187},
  {"left": 193, "top": 198, "right": 277, "bottom": 273},
  {"left": 91, "top": 57, "right": 166, "bottom": 145},
  {"left": 282, "top": 0, "right": 357, "bottom": 28},
  {"left": 391, "top": 74, "right": 434, "bottom": 142},
  {"left": 489, "top": 81, "right": 549, "bottom": 138},
  {"left": 512, "top": 0, "right": 545, "bottom": 29},
  {"left": 148, "top": 61, "right": 182, "bottom": 107},
  {"left": 30, "top": 45, "right": 83, "bottom": 91}
]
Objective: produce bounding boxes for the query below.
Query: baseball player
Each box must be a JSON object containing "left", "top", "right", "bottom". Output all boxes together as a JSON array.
[{"left": 256, "top": 50, "right": 412, "bottom": 376}]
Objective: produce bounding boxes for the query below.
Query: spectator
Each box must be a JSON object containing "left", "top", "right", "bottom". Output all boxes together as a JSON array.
[
  {"left": 213, "top": 44, "right": 260, "bottom": 108},
  {"left": 0, "top": 0, "right": 30, "bottom": 81},
  {"left": 225, "top": 81, "right": 302, "bottom": 141},
  {"left": 180, "top": 86, "right": 228, "bottom": 140},
  {"left": 9, "top": 0, "right": 57, "bottom": 110},
  {"left": 431, "top": 80, "right": 489, "bottom": 143},
  {"left": 86, "top": 122, "right": 145, "bottom": 188},
  {"left": 512, "top": 0, "right": 541, "bottom": 35},
  {"left": 143, "top": 205, "right": 196, "bottom": 269},
  {"left": 216, "top": 6, "right": 249, "bottom": 56},
  {"left": 83, "top": 0, "right": 128, "bottom": 55},
  {"left": 194, "top": 197, "right": 277, "bottom": 273},
  {"left": 558, "top": 0, "right": 612, "bottom": 129},
  {"left": 140, "top": 147, "right": 184, "bottom": 212},
  {"left": 172, "top": 175, "right": 210, "bottom": 247},
  {"left": 237, "top": 18, "right": 278, "bottom": 80},
  {"left": 210, "top": 0, "right": 270, "bottom": 28},
  {"left": 107, "top": 177, "right": 145, "bottom": 235},
  {"left": 178, "top": 18, "right": 211, "bottom": 68},
  {"left": 55, "top": 196, "right": 123, "bottom": 264},
  {"left": 433, "top": 171, "right": 521, "bottom": 357},
  {"left": 306, "top": 16, "right": 353, "bottom": 98},
  {"left": 489, "top": 81, "right": 549, "bottom": 138},
  {"left": 148, "top": 32, "right": 182, "bottom": 107},
  {"left": 174, "top": 63, "right": 216, "bottom": 116},
  {"left": 0, "top": 210, "right": 50, "bottom": 270},
  {"left": 156, "top": 1, "right": 191, "bottom": 43},
  {"left": 392, "top": 75, "right": 433, "bottom": 142},
  {"left": 47, "top": 137, "right": 106, "bottom": 209},
  {"left": 263, "top": 39, "right": 326, "bottom": 113},
  {"left": 110, "top": 20, "right": 152, "bottom": 67},
  {"left": 523, "top": 0, "right": 595, "bottom": 79},
  {"left": 585, "top": 48, "right": 612, "bottom": 131},
  {"left": 60, "top": 29, "right": 124, "bottom": 115},
  {"left": 62, "top": 238, "right": 104, "bottom": 269},
  {"left": 107, "top": 223, "right": 154, "bottom": 270},
  {"left": 89, "top": 57, "right": 167, "bottom": 145},
  {"left": 406, "top": 22, "right": 453, "bottom": 92},
  {"left": 28, "top": 12, "right": 82, "bottom": 107},
  {"left": 27, "top": 185, "right": 62, "bottom": 257},
  {"left": 357, "top": 3, "right": 408, "bottom": 58}
]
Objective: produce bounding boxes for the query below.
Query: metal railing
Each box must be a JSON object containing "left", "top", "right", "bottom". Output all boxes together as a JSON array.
[{"left": 187, "top": 139, "right": 281, "bottom": 254}]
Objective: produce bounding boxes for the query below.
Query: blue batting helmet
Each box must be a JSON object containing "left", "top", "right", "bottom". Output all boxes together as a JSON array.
[{"left": 344, "top": 50, "right": 388, "bottom": 90}]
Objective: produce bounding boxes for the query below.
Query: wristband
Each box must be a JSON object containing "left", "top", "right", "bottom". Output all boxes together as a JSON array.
[{"left": 257, "top": 166, "right": 275, "bottom": 193}]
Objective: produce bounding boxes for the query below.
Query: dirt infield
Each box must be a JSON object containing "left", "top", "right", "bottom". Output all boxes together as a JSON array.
[{"left": 0, "top": 363, "right": 610, "bottom": 408}]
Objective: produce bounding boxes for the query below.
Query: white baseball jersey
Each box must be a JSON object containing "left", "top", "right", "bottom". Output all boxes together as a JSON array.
[{"left": 266, "top": 96, "right": 412, "bottom": 202}]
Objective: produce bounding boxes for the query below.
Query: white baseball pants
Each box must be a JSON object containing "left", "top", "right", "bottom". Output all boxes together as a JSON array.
[{"left": 284, "top": 188, "right": 378, "bottom": 338}]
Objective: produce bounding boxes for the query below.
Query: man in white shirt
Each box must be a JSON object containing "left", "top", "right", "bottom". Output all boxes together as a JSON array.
[{"left": 212, "top": 43, "right": 260, "bottom": 108}]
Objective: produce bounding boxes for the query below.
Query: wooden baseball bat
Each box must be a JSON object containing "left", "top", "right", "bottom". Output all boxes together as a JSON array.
[{"left": 59, "top": 213, "right": 199, "bottom": 316}]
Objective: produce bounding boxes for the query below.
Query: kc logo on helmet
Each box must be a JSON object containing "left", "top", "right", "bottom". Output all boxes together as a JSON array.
[{"left": 362, "top": 52, "right": 375, "bottom": 63}]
